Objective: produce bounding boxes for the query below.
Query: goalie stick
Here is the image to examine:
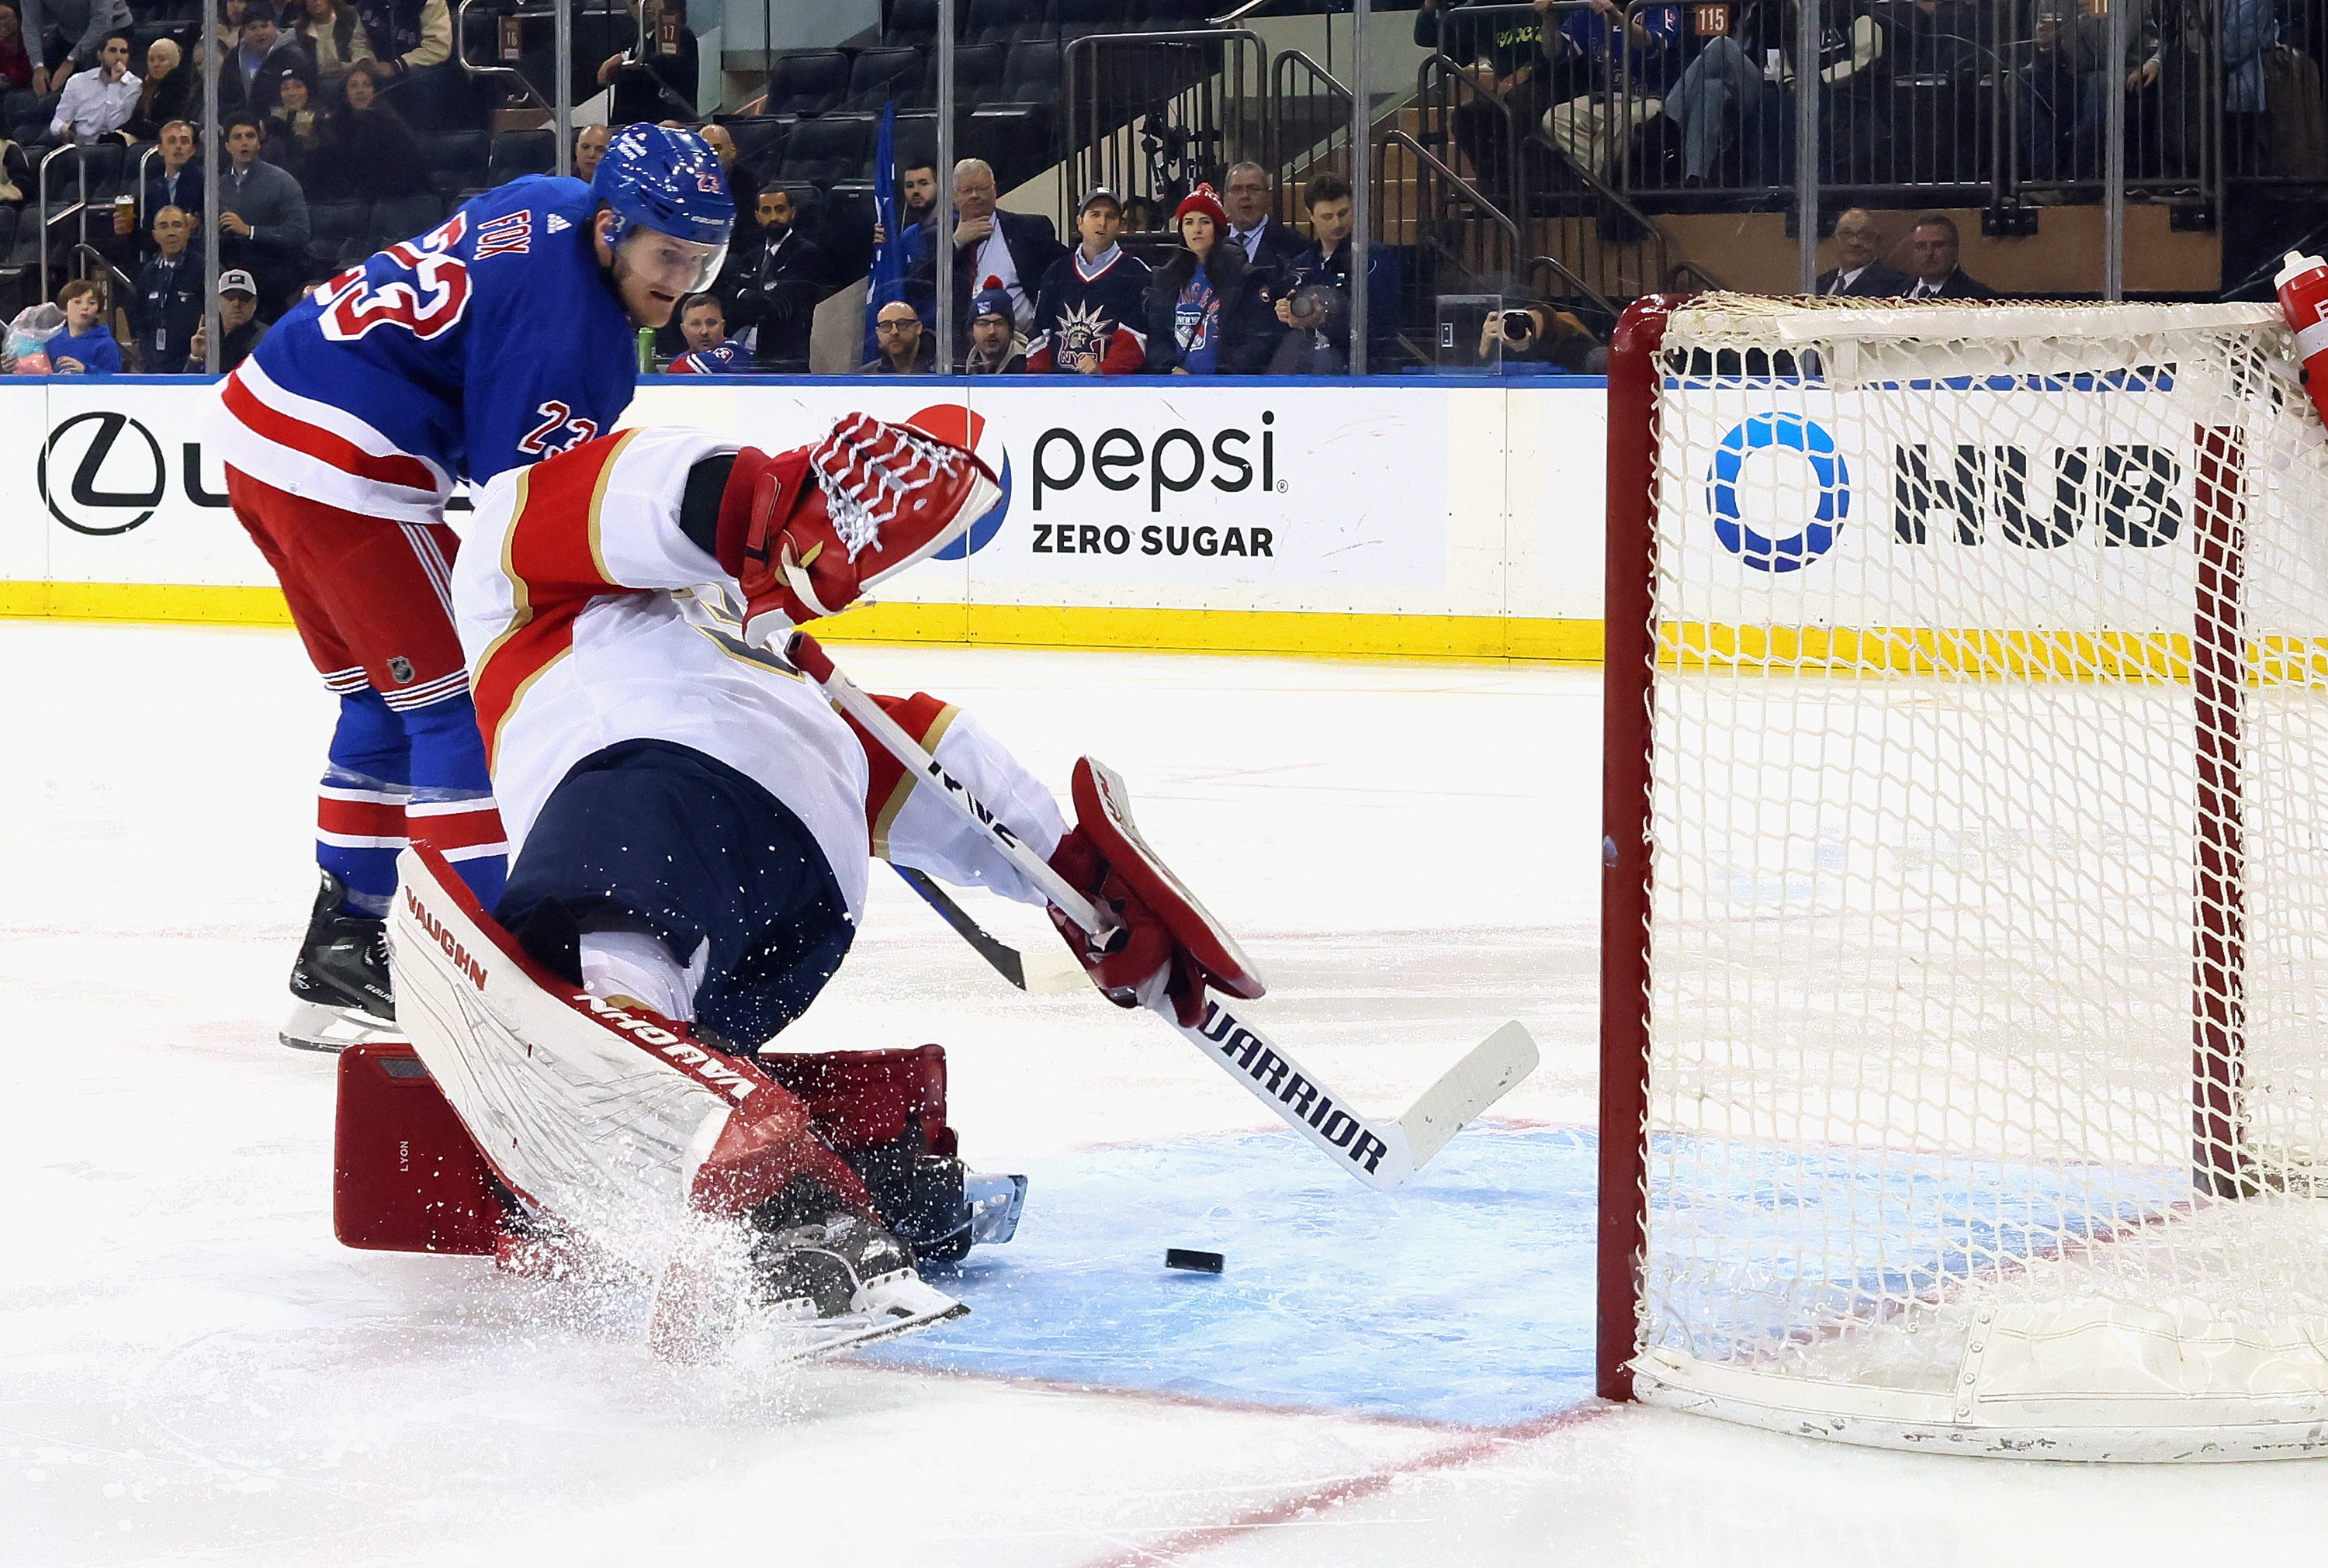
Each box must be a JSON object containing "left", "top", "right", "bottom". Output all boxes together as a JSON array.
[
  {"left": 889, "top": 864, "right": 1087, "bottom": 994},
  {"left": 787, "top": 632, "right": 1540, "bottom": 1192}
]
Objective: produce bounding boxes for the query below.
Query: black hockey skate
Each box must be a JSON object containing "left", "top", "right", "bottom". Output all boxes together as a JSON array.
[
  {"left": 740, "top": 1177, "right": 968, "bottom": 1353},
  {"left": 282, "top": 871, "right": 404, "bottom": 1054}
]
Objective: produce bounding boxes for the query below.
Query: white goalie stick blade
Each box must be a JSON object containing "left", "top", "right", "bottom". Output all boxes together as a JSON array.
[
  {"left": 1181, "top": 999, "right": 1540, "bottom": 1191},
  {"left": 890, "top": 864, "right": 1087, "bottom": 994}
]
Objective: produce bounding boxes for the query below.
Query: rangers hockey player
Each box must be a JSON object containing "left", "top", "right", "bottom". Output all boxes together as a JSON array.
[
  {"left": 210, "top": 124, "right": 736, "bottom": 1053},
  {"left": 388, "top": 411, "right": 1257, "bottom": 1354}
]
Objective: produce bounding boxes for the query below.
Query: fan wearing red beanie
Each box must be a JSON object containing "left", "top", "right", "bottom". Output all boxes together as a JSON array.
[{"left": 1141, "top": 182, "right": 1288, "bottom": 375}]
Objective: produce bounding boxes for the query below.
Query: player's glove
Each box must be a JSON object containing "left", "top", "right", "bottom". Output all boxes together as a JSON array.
[
  {"left": 1044, "top": 758, "right": 1264, "bottom": 1028},
  {"left": 729, "top": 413, "right": 1000, "bottom": 648}
]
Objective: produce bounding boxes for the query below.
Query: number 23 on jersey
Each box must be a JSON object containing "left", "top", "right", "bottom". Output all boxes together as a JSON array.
[{"left": 317, "top": 212, "right": 475, "bottom": 344}]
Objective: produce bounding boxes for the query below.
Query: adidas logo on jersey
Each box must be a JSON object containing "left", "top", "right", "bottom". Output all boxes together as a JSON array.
[{"left": 547, "top": 213, "right": 571, "bottom": 234}]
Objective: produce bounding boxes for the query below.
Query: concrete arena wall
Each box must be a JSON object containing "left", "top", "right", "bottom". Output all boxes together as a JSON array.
[{"left": 0, "top": 375, "right": 1611, "bottom": 663}]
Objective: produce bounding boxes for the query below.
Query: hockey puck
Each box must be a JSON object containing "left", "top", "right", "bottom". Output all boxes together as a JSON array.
[{"left": 1165, "top": 1248, "right": 1224, "bottom": 1274}]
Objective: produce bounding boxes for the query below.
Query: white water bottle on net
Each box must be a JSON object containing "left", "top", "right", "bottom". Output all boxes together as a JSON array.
[{"left": 1600, "top": 295, "right": 2328, "bottom": 1461}]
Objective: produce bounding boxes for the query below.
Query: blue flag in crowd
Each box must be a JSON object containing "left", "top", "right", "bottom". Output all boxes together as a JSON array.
[{"left": 863, "top": 101, "right": 906, "bottom": 366}]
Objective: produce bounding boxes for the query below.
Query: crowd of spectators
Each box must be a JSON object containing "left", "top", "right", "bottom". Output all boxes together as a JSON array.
[{"left": 1417, "top": 0, "right": 2327, "bottom": 193}]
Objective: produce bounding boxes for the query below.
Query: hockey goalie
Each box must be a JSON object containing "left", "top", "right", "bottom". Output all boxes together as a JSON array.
[{"left": 357, "top": 412, "right": 1259, "bottom": 1360}]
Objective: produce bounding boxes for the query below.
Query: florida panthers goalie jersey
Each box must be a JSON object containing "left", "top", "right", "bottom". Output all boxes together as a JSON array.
[
  {"left": 452, "top": 424, "right": 1069, "bottom": 923},
  {"left": 211, "top": 176, "right": 639, "bottom": 522}
]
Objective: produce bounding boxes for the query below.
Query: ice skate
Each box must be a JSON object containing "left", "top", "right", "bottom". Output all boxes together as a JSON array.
[
  {"left": 740, "top": 1176, "right": 968, "bottom": 1359},
  {"left": 282, "top": 871, "right": 403, "bottom": 1053}
]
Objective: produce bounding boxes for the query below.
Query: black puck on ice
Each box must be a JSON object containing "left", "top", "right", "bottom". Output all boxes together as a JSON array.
[{"left": 1165, "top": 1248, "right": 1225, "bottom": 1274}]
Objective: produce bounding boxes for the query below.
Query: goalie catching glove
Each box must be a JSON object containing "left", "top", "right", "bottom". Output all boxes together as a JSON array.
[
  {"left": 712, "top": 413, "right": 1001, "bottom": 647},
  {"left": 1046, "top": 757, "right": 1266, "bottom": 1026}
]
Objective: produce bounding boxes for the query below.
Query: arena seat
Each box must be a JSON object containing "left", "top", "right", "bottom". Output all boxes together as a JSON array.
[{"left": 764, "top": 50, "right": 852, "bottom": 119}]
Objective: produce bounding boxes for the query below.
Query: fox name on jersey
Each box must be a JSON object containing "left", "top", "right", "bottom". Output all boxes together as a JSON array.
[{"left": 213, "top": 177, "right": 637, "bottom": 523}]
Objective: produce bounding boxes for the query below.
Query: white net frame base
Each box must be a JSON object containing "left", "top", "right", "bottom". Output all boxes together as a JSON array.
[{"left": 1603, "top": 296, "right": 2328, "bottom": 1462}]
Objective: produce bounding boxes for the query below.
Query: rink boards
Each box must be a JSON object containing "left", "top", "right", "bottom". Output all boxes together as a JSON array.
[{"left": 0, "top": 374, "right": 1609, "bottom": 662}]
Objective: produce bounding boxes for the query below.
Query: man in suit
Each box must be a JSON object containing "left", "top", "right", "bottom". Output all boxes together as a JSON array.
[
  {"left": 726, "top": 185, "right": 828, "bottom": 373},
  {"left": 1814, "top": 207, "right": 1911, "bottom": 296},
  {"left": 1222, "top": 161, "right": 1306, "bottom": 272},
  {"left": 1903, "top": 212, "right": 1998, "bottom": 299},
  {"left": 910, "top": 156, "right": 1065, "bottom": 358}
]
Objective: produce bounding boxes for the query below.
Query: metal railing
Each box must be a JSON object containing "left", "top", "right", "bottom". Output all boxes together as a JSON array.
[
  {"left": 1376, "top": 126, "right": 1523, "bottom": 352},
  {"left": 1273, "top": 50, "right": 1356, "bottom": 201},
  {"left": 36, "top": 143, "right": 98, "bottom": 305},
  {"left": 452, "top": 0, "right": 550, "bottom": 114},
  {"left": 1062, "top": 29, "right": 1268, "bottom": 235}
]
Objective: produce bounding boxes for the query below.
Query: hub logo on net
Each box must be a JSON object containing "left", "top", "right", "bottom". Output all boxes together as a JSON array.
[{"left": 1706, "top": 413, "right": 1849, "bottom": 573}]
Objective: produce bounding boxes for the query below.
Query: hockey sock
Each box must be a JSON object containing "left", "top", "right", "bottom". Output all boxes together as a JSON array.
[
  {"left": 318, "top": 691, "right": 411, "bottom": 916},
  {"left": 577, "top": 928, "right": 709, "bottom": 1021},
  {"left": 398, "top": 691, "right": 509, "bottom": 912}
]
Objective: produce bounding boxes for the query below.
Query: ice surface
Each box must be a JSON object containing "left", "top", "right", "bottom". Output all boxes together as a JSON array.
[{"left": 9, "top": 622, "right": 2328, "bottom": 1565}]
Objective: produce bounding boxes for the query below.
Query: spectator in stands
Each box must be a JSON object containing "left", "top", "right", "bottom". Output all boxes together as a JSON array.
[
  {"left": 2021, "top": 0, "right": 2159, "bottom": 180},
  {"left": 871, "top": 155, "right": 937, "bottom": 275},
  {"left": 0, "top": 2, "right": 31, "bottom": 93},
  {"left": 573, "top": 122, "right": 609, "bottom": 181},
  {"left": 46, "top": 28, "right": 136, "bottom": 145},
  {"left": 266, "top": 66, "right": 328, "bottom": 182},
  {"left": 597, "top": 0, "right": 696, "bottom": 123},
  {"left": 729, "top": 185, "right": 826, "bottom": 373},
  {"left": 1222, "top": 161, "right": 1305, "bottom": 270},
  {"left": 1477, "top": 296, "right": 1600, "bottom": 370},
  {"left": 0, "top": 135, "right": 29, "bottom": 255},
  {"left": 1144, "top": 183, "right": 1285, "bottom": 376},
  {"left": 1414, "top": 0, "right": 1547, "bottom": 196},
  {"left": 293, "top": 0, "right": 373, "bottom": 86},
  {"left": 190, "top": 265, "right": 265, "bottom": 369},
  {"left": 216, "top": 111, "right": 310, "bottom": 312},
  {"left": 218, "top": 7, "right": 307, "bottom": 116},
  {"left": 913, "top": 157, "right": 1065, "bottom": 357},
  {"left": 311, "top": 59, "right": 428, "bottom": 199},
  {"left": 351, "top": 0, "right": 455, "bottom": 126},
  {"left": 128, "top": 203, "right": 203, "bottom": 371},
  {"left": 665, "top": 291, "right": 749, "bottom": 372},
  {"left": 1026, "top": 186, "right": 1149, "bottom": 376},
  {"left": 1902, "top": 212, "right": 1996, "bottom": 297},
  {"left": 1542, "top": 0, "right": 1683, "bottom": 181},
  {"left": 962, "top": 287, "right": 1027, "bottom": 376},
  {"left": 1275, "top": 171, "right": 1399, "bottom": 373},
  {"left": 862, "top": 298, "right": 933, "bottom": 374},
  {"left": 50, "top": 276, "right": 120, "bottom": 372},
  {"left": 112, "top": 116, "right": 202, "bottom": 266},
  {"left": 2220, "top": 0, "right": 2275, "bottom": 175},
  {"left": 125, "top": 36, "right": 190, "bottom": 141},
  {"left": 1814, "top": 206, "right": 1908, "bottom": 294},
  {"left": 20, "top": 0, "right": 128, "bottom": 98}
]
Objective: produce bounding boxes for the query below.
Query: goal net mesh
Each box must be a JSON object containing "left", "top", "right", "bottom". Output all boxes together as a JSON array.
[{"left": 1632, "top": 296, "right": 2328, "bottom": 1452}]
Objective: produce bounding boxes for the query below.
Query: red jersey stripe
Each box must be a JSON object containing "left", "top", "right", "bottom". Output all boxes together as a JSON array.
[
  {"left": 854, "top": 692, "right": 959, "bottom": 859},
  {"left": 221, "top": 371, "right": 445, "bottom": 494},
  {"left": 408, "top": 804, "right": 509, "bottom": 854},
  {"left": 472, "top": 431, "right": 642, "bottom": 768}
]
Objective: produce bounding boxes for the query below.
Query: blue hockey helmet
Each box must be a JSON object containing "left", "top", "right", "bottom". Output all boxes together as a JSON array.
[
  {"left": 593, "top": 123, "right": 736, "bottom": 248},
  {"left": 591, "top": 123, "right": 736, "bottom": 298}
]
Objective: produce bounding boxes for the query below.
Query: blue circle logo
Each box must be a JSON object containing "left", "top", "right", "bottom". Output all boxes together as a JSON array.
[{"left": 1706, "top": 414, "right": 1848, "bottom": 573}]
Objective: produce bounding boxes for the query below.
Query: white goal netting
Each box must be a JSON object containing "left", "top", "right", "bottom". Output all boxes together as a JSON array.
[{"left": 1627, "top": 296, "right": 2328, "bottom": 1460}]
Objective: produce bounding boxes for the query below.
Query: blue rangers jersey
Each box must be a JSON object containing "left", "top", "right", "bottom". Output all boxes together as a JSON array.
[{"left": 212, "top": 177, "right": 637, "bottom": 522}]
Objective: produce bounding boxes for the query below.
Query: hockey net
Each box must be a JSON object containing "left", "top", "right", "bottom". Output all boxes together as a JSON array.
[{"left": 1600, "top": 295, "right": 2328, "bottom": 1460}]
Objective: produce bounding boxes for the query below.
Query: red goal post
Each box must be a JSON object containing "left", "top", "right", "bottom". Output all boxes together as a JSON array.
[{"left": 1596, "top": 293, "right": 2328, "bottom": 1461}]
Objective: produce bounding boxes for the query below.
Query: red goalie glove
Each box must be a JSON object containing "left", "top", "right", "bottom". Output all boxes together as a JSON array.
[
  {"left": 1046, "top": 757, "right": 1265, "bottom": 1027},
  {"left": 723, "top": 414, "right": 1000, "bottom": 647}
]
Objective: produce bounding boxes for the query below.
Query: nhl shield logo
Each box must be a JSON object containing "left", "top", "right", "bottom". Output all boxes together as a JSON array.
[{"left": 388, "top": 656, "right": 416, "bottom": 684}]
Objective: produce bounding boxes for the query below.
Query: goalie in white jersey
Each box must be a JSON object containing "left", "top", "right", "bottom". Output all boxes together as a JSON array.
[{"left": 397, "top": 412, "right": 1251, "bottom": 1355}]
